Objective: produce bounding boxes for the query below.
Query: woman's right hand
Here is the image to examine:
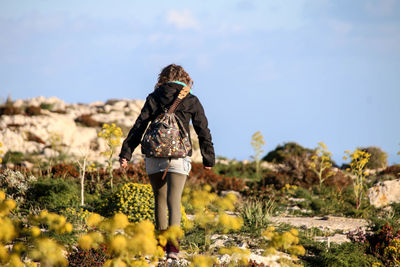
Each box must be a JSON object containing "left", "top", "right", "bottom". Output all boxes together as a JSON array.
[{"left": 119, "top": 158, "right": 128, "bottom": 169}]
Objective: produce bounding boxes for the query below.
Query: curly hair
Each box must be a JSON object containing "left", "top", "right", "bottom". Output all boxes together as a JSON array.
[{"left": 154, "top": 64, "right": 192, "bottom": 89}]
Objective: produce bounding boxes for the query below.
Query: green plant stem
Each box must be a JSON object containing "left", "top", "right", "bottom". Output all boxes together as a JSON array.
[{"left": 108, "top": 154, "right": 113, "bottom": 191}]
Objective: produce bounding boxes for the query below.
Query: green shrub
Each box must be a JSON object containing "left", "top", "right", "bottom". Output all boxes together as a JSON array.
[
  {"left": 310, "top": 198, "right": 324, "bottom": 213},
  {"left": 240, "top": 199, "right": 274, "bottom": 231},
  {"left": 358, "top": 146, "right": 388, "bottom": 169},
  {"left": 99, "top": 183, "right": 154, "bottom": 222},
  {"left": 40, "top": 103, "right": 54, "bottom": 110},
  {"left": 214, "top": 161, "right": 258, "bottom": 179},
  {"left": 28, "top": 178, "right": 80, "bottom": 211},
  {"left": 263, "top": 142, "right": 314, "bottom": 163},
  {"left": 2, "top": 151, "right": 25, "bottom": 164},
  {"left": 321, "top": 242, "right": 378, "bottom": 267}
]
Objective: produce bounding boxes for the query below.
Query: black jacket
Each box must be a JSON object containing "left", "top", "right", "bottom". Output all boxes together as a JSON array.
[{"left": 119, "top": 82, "right": 215, "bottom": 167}]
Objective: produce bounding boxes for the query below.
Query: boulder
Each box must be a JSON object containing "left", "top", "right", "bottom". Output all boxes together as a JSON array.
[{"left": 368, "top": 179, "right": 400, "bottom": 208}]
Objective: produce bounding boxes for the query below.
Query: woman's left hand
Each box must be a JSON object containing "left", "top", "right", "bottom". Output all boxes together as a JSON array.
[{"left": 119, "top": 158, "right": 128, "bottom": 169}]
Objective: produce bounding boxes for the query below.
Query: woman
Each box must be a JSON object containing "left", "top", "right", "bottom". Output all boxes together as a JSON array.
[{"left": 119, "top": 64, "right": 215, "bottom": 259}]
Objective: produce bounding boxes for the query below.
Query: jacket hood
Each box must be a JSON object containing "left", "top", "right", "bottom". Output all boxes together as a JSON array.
[{"left": 153, "top": 82, "right": 183, "bottom": 108}]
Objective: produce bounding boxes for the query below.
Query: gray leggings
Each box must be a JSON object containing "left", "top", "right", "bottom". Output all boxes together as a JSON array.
[{"left": 148, "top": 172, "right": 187, "bottom": 230}]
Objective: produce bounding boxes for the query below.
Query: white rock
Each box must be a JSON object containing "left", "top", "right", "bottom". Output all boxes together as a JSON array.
[
  {"left": 368, "top": 179, "right": 400, "bottom": 208},
  {"left": 104, "top": 105, "right": 112, "bottom": 113},
  {"left": 0, "top": 96, "right": 203, "bottom": 166},
  {"left": 112, "top": 101, "right": 127, "bottom": 110},
  {"left": 89, "top": 101, "right": 105, "bottom": 107},
  {"left": 43, "top": 148, "right": 58, "bottom": 158},
  {"left": 315, "top": 234, "right": 350, "bottom": 244},
  {"left": 248, "top": 252, "right": 286, "bottom": 266},
  {"left": 13, "top": 99, "right": 24, "bottom": 107}
]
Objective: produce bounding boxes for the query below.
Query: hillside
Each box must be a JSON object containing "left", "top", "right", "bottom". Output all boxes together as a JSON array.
[{"left": 0, "top": 96, "right": 202, "bottom": 166}]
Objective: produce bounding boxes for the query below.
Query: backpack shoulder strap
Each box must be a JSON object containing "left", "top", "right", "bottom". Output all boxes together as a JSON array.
[{"left": 167, "top": 86, "right": 191, "bottom": 114}]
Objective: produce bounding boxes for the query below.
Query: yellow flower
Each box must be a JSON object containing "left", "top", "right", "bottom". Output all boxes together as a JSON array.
[
  {"left": 30, "top": 226, "right": 41, "bottom": 237},
  {"left": 29, "top": 238, "right": 68, "bottom": 267},
  {"left": 112, "top": 213, "right": 129, "bottom": 230},
  {"left": 104, "top": 258, "right": 127, "bottom": 267},
  {"left": 290, "top": 228, "right": 299, "bottom": 236},
  {"left": 110, "top": 235, "right": 127, "bottom": 255},
  {"left": 63, "top": 222, "right": 73, "bottom": 233},
  {"left": 266, "top": 226, "right": 275, "bottom": 232},
  {"left": 203, "top": 184, "right": 212, "bottom": 192},
  {"left": 189, "top": 255, "right": 216, "bottom": 267},
  {"left": 0, "top": 199, "right": 16, "bottom": 216},
  {"left": 288, "top": 245, "right": 306, "bottom": 256},
  {"left": 130, "top": 259, "right": 150, "bottom": 267},
  {"left": 87, "top": 213, "right": 102, "bottom": 228},
  {"left": 263, "top": 247, "right": 277, "bottom": 256},
  {"left": 0, "top": 244, "right": 10, "bottom": 263},
  {"left": 217, "top": 213, "right": 243, "bottom": 233},
  {"left": 0, "top": 217, "right": 17, "bottom": 243},
  {"left": 8, "top": 253, "right": 24, "bottom": 267},
  {"left": 78, "top": 234, "right": 93, "bottom": 250},
  {"left": 159, "top": 225, "right": 184, "bottom": 248},
  {"left": 157, "top": 235, "right": 167, "bottom": 247}
]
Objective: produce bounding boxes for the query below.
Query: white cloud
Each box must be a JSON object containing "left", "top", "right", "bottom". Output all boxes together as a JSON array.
[{"left": 166, "top": 9, "right": 199, "bottom": 30}]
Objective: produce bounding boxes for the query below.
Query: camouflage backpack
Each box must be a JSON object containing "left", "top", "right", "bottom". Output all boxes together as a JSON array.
[{"left": 141, "top": 85, "right": 192, "bottom": 158}]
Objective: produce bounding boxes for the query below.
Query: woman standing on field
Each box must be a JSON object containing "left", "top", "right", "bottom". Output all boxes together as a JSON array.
[{"left": 119, "top": 64, "right": 215, "bottom": 259}]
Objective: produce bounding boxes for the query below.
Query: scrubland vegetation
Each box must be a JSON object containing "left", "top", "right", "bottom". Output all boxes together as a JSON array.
[{"left": 1, "top": 119, "right": 400, "bottom": 266}]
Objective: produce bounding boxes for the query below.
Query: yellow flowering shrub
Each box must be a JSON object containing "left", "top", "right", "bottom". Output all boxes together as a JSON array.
[
  {"left": 30, "top": 210, "right": 73, "bottom": 234},
  {"left": 189, "top": 255, "right": 217, "bottom": 267},
  {"left": 79, "top": 213, "right": 164, "bottom": 266},
  {"left": 343, "top": 149, "right": 371, "bottom": 209},
  {"left": 262, "top": 226, "right": 305, "bottom": 265},
  {"left": 0, "top": 190, "right": 71, "bottom": 266},
  {"left": 281, "top": 184, "right": 298, "bottom": 196},
  {"left": 251, "top": 131, "right": 266, "bottom": 179},
  {"left": 183, "top": 187, "right": 243, "bottom": 235},
  {"left": 101, "top": 183, "right": 155, "bottom": 222},
  {"left": 383, "top": 238, "right": 400, "bottom": 266},
  {"left": 98, "top": 123, "right": 123, "bottom": 190},
  {"left": 62, "top": 207, "right": 92, "bottom": 228},
  {"left": 308, "top": 142, "right": 334, "bottom": 189},
  {"left": 183, "top": 185, "right": 244, "bottom": 265},
  {"left": 219, "top": 247, "right": 250, "bottom": 266}
]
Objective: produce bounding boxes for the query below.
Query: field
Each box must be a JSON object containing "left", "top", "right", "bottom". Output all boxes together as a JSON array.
[{"left": 1, "top": 140, "right": 400, "bottom": 267}]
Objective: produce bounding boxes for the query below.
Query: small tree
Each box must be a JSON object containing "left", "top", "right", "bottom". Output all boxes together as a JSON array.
[
  {"left": 98, "top": 123, "right": 123, "bottom": 191},
  {"left": 343, "top": 149, "right": 371, "bottom": 210},
  {"left": 308, "top": 142, "right": 334, "bottom": 190},
  {"left": 77, "top": 150, "right": 89, "bottom": 206},
  {"left": 251, "top": 131, "right": 265, "bottom": 180}
]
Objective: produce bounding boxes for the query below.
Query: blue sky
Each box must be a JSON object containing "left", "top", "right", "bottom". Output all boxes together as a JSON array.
[{"left": 1, "top": 0, "right": 399, "bottom": 164}]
